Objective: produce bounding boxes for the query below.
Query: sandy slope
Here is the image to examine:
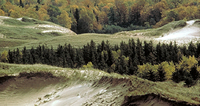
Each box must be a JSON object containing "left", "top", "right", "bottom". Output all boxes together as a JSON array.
[
  {"left": 156, "top": 20, "right": 200, "bottom": 45},
  {"left": 0, "top": 75, "right": 129, "bottom": 106},
  {"left": 0, "top": 73, "right": 199, "bottom": 106}
]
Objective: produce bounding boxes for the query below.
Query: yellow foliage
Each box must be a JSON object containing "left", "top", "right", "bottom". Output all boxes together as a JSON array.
[
  {"left": 159, "top": 61, "right": 175, "bottom": 80},
  {"left": 177, "top": 56, "right": 198, "bottom": 72},
  {"left": 82, "top": 62, "right": 93, "bottom": 69},
  {"left": 10, "top": 9, "right": 22, "bottom": 18},
  {"left": 25, "top": 8, "right": 38, "bottom": 19},
  {"left": 137, "top": 63, "right": 158, "bottom": 77},
  {"left": 0, "top": 9, "right": 5, "bottom": 16},
  {"left": 57, "top": 10, "right": 72, "bottom": 28},
  {"left": 37, "top": 7, "right": 50, "bottom": 21},
  {"left": 0, "top": 50, "right": 8, "bottom": 62}
]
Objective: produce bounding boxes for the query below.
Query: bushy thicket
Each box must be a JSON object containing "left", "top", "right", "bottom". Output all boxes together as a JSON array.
[{"left": 2, "top": 39, "right": 200, "bottom": 86}]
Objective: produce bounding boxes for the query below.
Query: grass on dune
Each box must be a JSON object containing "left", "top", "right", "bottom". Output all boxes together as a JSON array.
[
  {"left": 1, "top": 62, "right": 200, "bottom": 105},
  {"left": 3, "top": 17, "right": 49, "bottom": 26},
  {"left": 0, "top": 26, "right": 63, "bottom": 40},
  {"left": 0, "top": 62, "right": 120, "bottom": 81}
]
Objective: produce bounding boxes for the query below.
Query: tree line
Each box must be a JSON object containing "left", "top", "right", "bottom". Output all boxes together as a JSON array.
[
  {"left": 1, "top": 0, "right": 200, "bottom": 34},
  {"left": 1, "top": 39, "right": 200, "bottom": 86}
]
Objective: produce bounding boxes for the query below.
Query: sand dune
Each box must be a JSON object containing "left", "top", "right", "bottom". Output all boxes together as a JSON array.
[
  {"left": 156, "top": 20, "right": 200, "bottom": 45},
  {"left": 0, "top": 73, "right": 198, "bottom": 106}
]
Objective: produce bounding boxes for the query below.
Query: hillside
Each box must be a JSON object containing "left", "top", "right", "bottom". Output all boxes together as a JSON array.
[
  {"left": 0, "top": 62, "right": 200, "bottom": 106},
  {"left": 1, "top": 17, "right": 200, "bottom": 53},
  {"left": 0, "top": 16, "right": 76, "bottom": 52}
]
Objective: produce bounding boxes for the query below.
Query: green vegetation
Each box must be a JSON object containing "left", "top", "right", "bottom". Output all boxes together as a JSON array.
[
  {"left": 0, "top": 0, "right": 200, "bottom": 34},
  {"left": 2, "top": 39, "right": 200, "bottom": 86}
]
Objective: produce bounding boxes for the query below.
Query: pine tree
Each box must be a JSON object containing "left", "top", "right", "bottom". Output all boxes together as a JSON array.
[
  {"left": 157, "top": 65, "right": 166, "bottom": 81},
  {"left": 75, "top": 49, "right": 85, "bottom": 68},
  {"left": 128, "top": 57, "right": 138, "bottom": 75},
  {"left": 8, "top": 50, "right": 14, "bottom": 63},
  {"left": 22, "top": 46, "right": 28, "bottom": 64},
  {"left": 37, "top": 0, "right": 40, "bottom": 4},
  {"left": 98, "top": 52, "right": 107, "bottom": 70},
  {"left": 188, "top": 41, "right": 196, "bottom": 56},
  {"left": 90, "top": 40, "right": 97, "bottom": 66},
  {"left": 107, "top": 48, "right": 115, "bottom": 67},
  {"left": 156, "top": 42, "right": 162, "bottom": 63},
  {"left": 196, "top": 42, "right": 200, "bottom": 58},
  {"left": 19, "top": 0, "right": 24, "bottom": 8},
  {"left": 15, "top": 48, "right": 21, "bottom": 64},
  {"left": 136, "top": 39, "right": 145, "bottom": 65}
]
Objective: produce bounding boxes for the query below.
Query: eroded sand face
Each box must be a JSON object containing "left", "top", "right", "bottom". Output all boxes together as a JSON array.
[{"left": 0, "top": 76, "right": 128, "bottom": 106}]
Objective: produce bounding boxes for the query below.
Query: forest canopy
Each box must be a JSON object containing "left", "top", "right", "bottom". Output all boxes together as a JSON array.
[{"left": 1, "top": 0, "right": 200, "bottom": 33}]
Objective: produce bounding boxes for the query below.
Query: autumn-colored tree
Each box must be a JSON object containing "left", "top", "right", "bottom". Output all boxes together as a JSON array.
[
  {"left": 78, "top": 8, "right": 94, "bottom": 33},
  {"left": 25, "top": 8, "right": 38, "bottom": 19},
  {"left": 57, "top": 10, "right": 72, "bottom": 28},
  {"left": 37, "top": 6, "right": 50, "bottom": 21},
  {"left": 0, "top": 9, "right": 5, "bottom": 16},
  {"left": 0, "top": 50, "right": 8, "bottom": 62},
  {"left": 115, "top": 0, "right": 129, "bottom": 25}
]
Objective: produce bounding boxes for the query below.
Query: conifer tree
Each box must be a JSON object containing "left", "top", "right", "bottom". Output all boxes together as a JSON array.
[
  {"left": 75, "top": 49, "right": 85, "bottom": 68},
  {"left": 196, "top": 42, "right": 200, "bottom": 58},
  {"left": 136, "top": 39, "right": 145, "bottom": 65},
  {"left": 90, "top": 40, "right": 97, "bottom": 66},
  {"left": 188, "top": 41, "right": 196, "bottom": 57},
  {"left": 157, "top": 65, "right": 166, "bottom": 81},
  {"left": 8, "top": 50, "right": 14, "bottom": 63},
  {"left": 22, "top": 46, "right": 28, "bottom": 64},
  {"left": 15, "top": 48, "right": 21, "bottom": 64},
  {"left": 19, "top": 0, "right": 24, "bottom": 8},
  {"left": 156, "top": 42, "right": 162, "bottom": 63}
]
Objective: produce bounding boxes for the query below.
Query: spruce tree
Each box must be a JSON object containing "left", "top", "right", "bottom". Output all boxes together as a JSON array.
[
  {"left": 19, "top": 0, "right": 24, "bottom": 7},
  {"left": 156, "top": 42, "right": 162, "bottom": 63},
  {"left": 157, "top": 65, "right": 166, "bottom": 81},
  {"left": 8, "top": 50, "right": 14, "bottom": 63},
  {"left": 188, "top": 41, "right": 196, "bottom": 56},
  {"left": 136, "top": 39, "right": 145, "bottom": 65},
  {"left": 90, "top": 40, "right": 97, "bottom": 66},
  {"left": 196, "top": 42, "right": 200, "bottom": 58},
  {"left": 75, "top": 49, "right": 85, "bottom": 68},
  {"left": 22, "top": 46, "right": 28, "bottom": 64}
]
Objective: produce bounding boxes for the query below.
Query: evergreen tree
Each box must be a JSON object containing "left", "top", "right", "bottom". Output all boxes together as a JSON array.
[
  {"left": 90, "top": 40, "right": 97, "bottom": 66},
  {"left": 83, "top": 43, "right": 90, "bottom": 64},
  {"left": 8, "top": 50, "right": 14, "bottom": 63},
  {"left": 107, "top": 48, "right": 115, "bottom": 67},
  {"left": 19, "top": 0, "right": 24, "bottom": 8},
  {"left": 188, "top": 41, "right": 196, "bottom": 56},
  {"left": 128, "top": 57, "right": 138, "bottom": 75},
  {"left": 37, "top": 0, "right": 40, "bottom": 4},
  {"left": 75, "top": 49, "right": 85, "bottom": 68},
  {"left": 15, "top": 48, "right": 21, "bottom": 64},
  {"left": 136, "top": 39, "right": 145, "bottom": 65},
  {"left": 22, "top": 46, "right": 28, "bottom": 64},
  {"left": 196, "top": 42, "right": 200, "bottom": 58},
  {"left": 98, "top": 52, "right": 107, "bottom": 70},
  {"left": 156, "top": 42, "right": 162, "bottom": 63},
  {"left": 157, "top": 65, "right": 166, "bottom": 81},
  {"left": 30, "top": 47, "right": 36, "bottom": 64},
  {"left": 190, "top": 65, "right": 199, "bottom": 80},
  {"left": 180, "top": 45, "right": 188, "bottom": 56}
]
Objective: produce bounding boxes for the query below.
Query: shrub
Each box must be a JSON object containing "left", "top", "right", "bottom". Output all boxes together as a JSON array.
[{"left": 0, "top": 50, "right": 8, "bottom": 62}]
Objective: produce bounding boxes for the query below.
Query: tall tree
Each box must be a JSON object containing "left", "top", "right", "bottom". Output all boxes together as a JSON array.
[{"left": 57, "top": 10, "right": 72, "bottom": 28}]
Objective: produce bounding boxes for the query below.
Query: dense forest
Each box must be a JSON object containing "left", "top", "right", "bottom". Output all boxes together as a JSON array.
[
  {"left": 1, "top": 0, "right": 200, "bottom": 33},
  {"left": 1, "top": 39, "right": 200, "bottom": 86}
]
